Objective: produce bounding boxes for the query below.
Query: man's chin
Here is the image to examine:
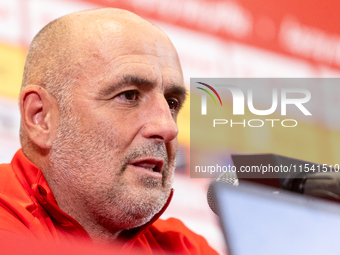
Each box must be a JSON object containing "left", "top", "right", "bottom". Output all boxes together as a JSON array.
[
  {"left": 118, "top": 189, "right": 170, "bottom": 229},
  {"left": 110, "top": 204, "right": 161, "bottom": 231}
]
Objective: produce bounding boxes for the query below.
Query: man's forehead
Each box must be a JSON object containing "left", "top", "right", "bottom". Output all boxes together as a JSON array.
[
  {"left": 63, "top": 9, "right": 184, "bottom": 93},
  {"left": 68, "top": 13, "right": 175, "bottom": 62}
]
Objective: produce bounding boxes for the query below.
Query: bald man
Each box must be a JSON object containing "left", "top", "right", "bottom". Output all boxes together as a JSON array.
[{"left": 0, "top": 8, "right": 218, "bottom": 255}]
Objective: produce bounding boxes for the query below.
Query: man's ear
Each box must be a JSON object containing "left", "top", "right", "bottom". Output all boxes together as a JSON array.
[{"left": 20, "top": 85, "right": 59, "bottom": 149}]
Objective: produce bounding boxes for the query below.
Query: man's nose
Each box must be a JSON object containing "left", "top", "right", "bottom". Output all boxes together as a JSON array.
[{"left": 141, "top": 97, "right": 178, "bottom": 143}]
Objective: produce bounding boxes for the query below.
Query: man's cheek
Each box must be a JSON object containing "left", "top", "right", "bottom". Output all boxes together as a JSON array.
[{"left": 166, "top": 140, "right": 178, "bottom": 161}]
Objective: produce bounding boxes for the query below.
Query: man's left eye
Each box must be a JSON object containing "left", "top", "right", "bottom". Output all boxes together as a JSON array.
[{"left": 167, "top": 99, "right": 179, "bottom": 110}]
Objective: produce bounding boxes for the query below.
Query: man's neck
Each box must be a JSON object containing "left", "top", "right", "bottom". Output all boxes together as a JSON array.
[{"left": 43, "top": 172, "right": 124, "bottom": 242}]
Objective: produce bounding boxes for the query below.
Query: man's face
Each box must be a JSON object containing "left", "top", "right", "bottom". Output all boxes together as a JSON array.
[{"left": 49, "top": 21, "right": 186, "bottom": 231}]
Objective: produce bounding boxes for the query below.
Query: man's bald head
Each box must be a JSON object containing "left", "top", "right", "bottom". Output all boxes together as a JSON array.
[{"left": 21, "top": 8, "right": 167, "bottom": 105}]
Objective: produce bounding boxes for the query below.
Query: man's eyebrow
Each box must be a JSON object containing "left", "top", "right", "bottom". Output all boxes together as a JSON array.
[
  {"left": 123, "top": 75, "right": 156, "bottom": 88},
  {"left": 165, "top": 85, "right": 188, "bottom": 103},
  {"left": 99, "top": 75, "right": 156, "bottom": 97}
]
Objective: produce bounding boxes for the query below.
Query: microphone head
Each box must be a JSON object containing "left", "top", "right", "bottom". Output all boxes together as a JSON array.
[{"left": 207, "top": 171, "right": 239, "bottom": 215}]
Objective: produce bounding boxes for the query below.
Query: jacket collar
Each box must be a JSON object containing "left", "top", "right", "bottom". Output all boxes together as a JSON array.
[
  {"left": 11, "top": 149, "right": 51, "bottom": 200},
  {"left": 11, "top": 149, "right": 173, "bottom": 242}
]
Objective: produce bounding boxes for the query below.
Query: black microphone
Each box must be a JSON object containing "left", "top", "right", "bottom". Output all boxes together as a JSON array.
[
  {"left": 290, "top": 171, "right": 340, "bottom": 201},
  {"left": 207, "top": 171, "right": 238, "bottom": 214}
]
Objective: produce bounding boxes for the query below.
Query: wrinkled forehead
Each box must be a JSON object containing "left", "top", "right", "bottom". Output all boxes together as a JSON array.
[
  {"left": 70, "top": 13, "right": 177, "bottom": 60},
  {"left": 68, "top": 14, "right": 183, "bottom": 88}
]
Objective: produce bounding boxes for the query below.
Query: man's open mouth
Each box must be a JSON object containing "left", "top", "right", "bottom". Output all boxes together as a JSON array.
[{"left": 131, "top": 159, "right": 164, "bottom": 173}]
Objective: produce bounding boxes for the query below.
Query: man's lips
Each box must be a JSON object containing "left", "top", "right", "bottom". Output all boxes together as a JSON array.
[{"left": 129, "top": 158, "right": 164, "bottom": 173}]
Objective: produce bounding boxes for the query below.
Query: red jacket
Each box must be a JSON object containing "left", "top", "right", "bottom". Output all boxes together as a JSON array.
[{"left": 0, "top": 150, "right": 218, "bottom": 255}]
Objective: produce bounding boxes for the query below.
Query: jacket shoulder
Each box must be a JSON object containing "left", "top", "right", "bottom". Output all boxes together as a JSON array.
[
  {"left": 0, "top": 163, "right": 37, "bottom": 236},
  {"left": 0, "top": 163, "right": 30, "bottom": 201},
  {"left": 145, "top": 217, "right": 219, "bottom": 255}
]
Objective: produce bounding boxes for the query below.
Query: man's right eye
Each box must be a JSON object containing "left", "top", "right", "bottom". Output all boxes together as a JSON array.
[{"left": 118, "top": 90, "right": 140, "bottom": 101}]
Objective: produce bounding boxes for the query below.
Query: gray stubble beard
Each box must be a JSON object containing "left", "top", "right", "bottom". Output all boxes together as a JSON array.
[{"left": 48, "top": 110, "right": 176, "bottom": 237}]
